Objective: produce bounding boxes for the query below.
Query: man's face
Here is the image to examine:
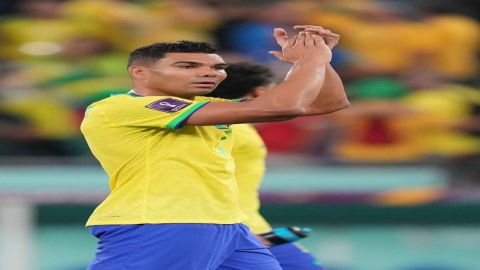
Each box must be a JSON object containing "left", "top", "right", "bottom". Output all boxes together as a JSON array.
[{"left": 130, "top": 53, "right": 228, "bottom": 98}]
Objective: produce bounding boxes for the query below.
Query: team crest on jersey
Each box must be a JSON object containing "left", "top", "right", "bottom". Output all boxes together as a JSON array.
[
  {"left": 146, "top": 98, "right": 191, "bottom": 113},
  {"left": 215, "top": 124, "right": 230, "bottom": 129},
  {"left": 215, "top": 124, "right": 232, "bottom": 134}
]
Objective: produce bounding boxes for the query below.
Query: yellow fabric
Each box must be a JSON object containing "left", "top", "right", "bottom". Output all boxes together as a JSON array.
[
  {"left": 0, "top": 96, "right": 78, "bottom": 139},
  {"left": 232, "top": 124, "right": 271, "bottom": 234},
  {"left": 309, "top": 10, "right": 417, "bottom": 72},
  {"left": 401, "top": 86, "right": 480, "bottom": 156},
  {"left": 336, "top": 21, "right": 444, "bottom": 73},
  {"left": 81, "top": 94, "right": 247, "bottom": 225},
  {"left": 0, "top": 16, "right": 102, "bottom": 59},
  {"left": 53, "top": 76, "right": 131, "bottom": 99},
  {"left": 61, "top": 0, "right": 212, "bottom": 52},
  {"left": 425, "top": 15, "right": 479, "bottom": 78},
  {"left": 310, "top": 9, "right": 479, "bottom": 78},
  {"left": 61, "top": 0, "right": 151, "bottom": 51}
]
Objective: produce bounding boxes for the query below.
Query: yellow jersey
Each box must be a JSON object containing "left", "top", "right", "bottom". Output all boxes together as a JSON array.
[
  {"left": 232, "top": 124, "right": 271, "bottom": 234},
  {"left": 80, "top": 93, "right": 247, "bottom": 226}
]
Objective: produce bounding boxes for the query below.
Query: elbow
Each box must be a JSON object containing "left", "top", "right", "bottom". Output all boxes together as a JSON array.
[
  {"left": 327, "top": 98, "right": 351, "bottom": 113},
  {"left": 326, "top": 98, "right": 351, "bottom": 113},
  {"left": 256, "top": 104, "right": 307, "bottom": 119},
  {"left": 271, "top": 105, "right": 308, "bottom": 117},
  {"left": 337, "top": 99, "right": 351, "bottom": 110},
  {"left": 252, "top": 98, "right": 308, "bottom": 117},
  {"left": 309, "top": 98, "right": 351, "bottom": 115},
  {"left": 282, "top": 105, "right": 308, "bottom": 117},
  {"left": 250, "top": 98, "right": 309, "bottom": 119}
]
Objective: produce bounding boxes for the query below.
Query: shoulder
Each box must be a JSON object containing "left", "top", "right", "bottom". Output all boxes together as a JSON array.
[
  {"left": 95, "top": 94, "right": 196, "bottom": 108},
  {"left": 87, "top": 94, "right": 132, "bottom": 107}
]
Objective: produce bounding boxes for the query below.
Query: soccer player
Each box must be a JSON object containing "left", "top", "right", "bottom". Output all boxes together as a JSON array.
[
  {"left": 207, "top": 61, "right": 324, "bottom": 269},
  {"left": 81, "top": 26, "right": 348, "bottom": 270}
]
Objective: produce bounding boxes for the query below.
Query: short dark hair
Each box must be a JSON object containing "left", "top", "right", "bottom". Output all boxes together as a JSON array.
[
  {"left": 127, "top": 40, "right": 217, "bottom": 67},
  {"left": 206, "top": 62, "right": 274, "bottom": 99}
]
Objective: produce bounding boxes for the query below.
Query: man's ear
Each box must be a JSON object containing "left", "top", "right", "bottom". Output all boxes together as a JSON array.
[{"left": 128, "top": 66, "right": 147, "bottom": 79}]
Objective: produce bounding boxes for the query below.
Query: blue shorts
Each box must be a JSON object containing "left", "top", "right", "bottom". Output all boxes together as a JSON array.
[
  {"left": 87, "top": 223, "right": 281, "bottom": 270},
  {"left": 270, "top": 243, "right": 324, "bottom": 270}
]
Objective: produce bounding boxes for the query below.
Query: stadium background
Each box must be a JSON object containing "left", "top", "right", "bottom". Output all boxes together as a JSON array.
[{"left": 0, "top": 0, "right": 479, "bottom": 269}]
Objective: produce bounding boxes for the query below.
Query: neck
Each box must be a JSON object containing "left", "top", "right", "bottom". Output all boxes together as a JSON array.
[
  {"left": 131, "top": 85, "right": 195, "bottom": 100},
  {"left": 131, "top": 85, "right": 166, "bottom": 97}
]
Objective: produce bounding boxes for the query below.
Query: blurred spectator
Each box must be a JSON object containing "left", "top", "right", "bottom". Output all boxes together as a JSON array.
[
  {"left": 0, "top": 64, "right": 81, "bottom": 155},
  {"left": 62, "top": 0, "right": 216, "bottom": 52},
  {"left": 329, "top": 77, "right": 425, "bottom": 163},
  {"left": 401, "top": 75, "right": 480, "bottom": 158},
  {"left": 0, "top": 0, "right": 103, "bottom": 60},
  {"left": 212, "top": 1, "right": 312, "bottom": 63},
  {"left": 309, "top": 0, "right": 480, "bottom": 81}
]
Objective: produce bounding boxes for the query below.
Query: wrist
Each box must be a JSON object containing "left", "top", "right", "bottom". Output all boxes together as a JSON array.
[
  {"left": 293, "top": 59, "right": 329, "bottom": 67},
  {"left": 292, "top": 60, "right": 328, "bottom": 72}
]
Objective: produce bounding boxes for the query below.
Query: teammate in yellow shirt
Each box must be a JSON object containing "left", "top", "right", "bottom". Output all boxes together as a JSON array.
[
  {"left": 82, "top": 25, "right": 348, "bottom": 269},
  {"left": 206, "top": 65, "right": 326, "bottom": 269},
  {"left": 207, "top": 63, "right": 273, "bottom": 233}
]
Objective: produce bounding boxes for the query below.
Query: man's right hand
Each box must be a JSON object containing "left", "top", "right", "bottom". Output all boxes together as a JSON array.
[
  {"left": 293, "top": 25, "right": 340, "bottom": 50},
  {"left": 269, "top": 28, "right": 332, "bottom": 64}
]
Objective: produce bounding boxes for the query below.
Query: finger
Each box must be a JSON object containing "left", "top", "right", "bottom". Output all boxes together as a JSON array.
[
  {"left": 297, "top": 26, "right": 333, "bottom": 36},
  {"left": 299, "top": 27, "right": 326, "bottom": 32},
  {"left": 286, "top": 34, "right": 298, "bottom": 47},
  {"left": 294, "top": 25, "right": 324, "bottom": 30},
  {"left": 305, "top": 28, "right": 338, "bottom": 35},
  {"left": 305, "top": 31, "right": 315, "bottom": 47},
  {"left": 323, "top": 32, "right": 339, "bottom": 38},
  {"left": 268, "top": 50, "right": 284, "bottom": 60},
  {"left": 324, "top": 34, "right": 340, "bottom": 42},
  {"left": 273, "top": 28, "right": 289, "bottom": 48},
  {"left": 294, "top": 31, "right": 306, "bottom": 47},
  {"left": 312, "top": 34, "right": 325, "bottom": 46},
  {"left": 307, "top": 30, "right": 340, "bottom": 41},
  {"left": 320, "top": 29, "right": 333, "bottom": 35}
]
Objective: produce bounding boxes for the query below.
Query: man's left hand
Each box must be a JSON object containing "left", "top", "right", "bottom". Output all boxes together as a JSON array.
[{"left": 294, "top": 25, "right": 340, "bottom": 50}]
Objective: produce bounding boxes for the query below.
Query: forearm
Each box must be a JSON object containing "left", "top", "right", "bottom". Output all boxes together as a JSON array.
[
  {"left": 305, "top": 64, "right": 349, "bottom": 115},
  {"left": 250, "top": 60, "right": 327, "bottom": 115}
]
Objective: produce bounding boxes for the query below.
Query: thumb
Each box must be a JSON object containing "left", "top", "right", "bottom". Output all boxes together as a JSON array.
[
  {"left": 273, "top": 28, "right": 288, "bottom": 47},
  {"left": 268, "top": 50, "right": 284, "bottom": 60}
]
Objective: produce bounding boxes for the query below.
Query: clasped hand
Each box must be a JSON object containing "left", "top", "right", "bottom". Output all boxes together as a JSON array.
[{"left": 269, "top": 25, "right": 340, "bottom": 64}]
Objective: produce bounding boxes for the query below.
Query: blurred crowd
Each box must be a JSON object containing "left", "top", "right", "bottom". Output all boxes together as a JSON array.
[{"left": 0, "top": 0, "right": 479, "bottom": 174}]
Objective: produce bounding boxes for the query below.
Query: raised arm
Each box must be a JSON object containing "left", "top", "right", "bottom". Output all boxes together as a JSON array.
[
  {"left": 274, "top": 25, "right": 350, "bottom": 115},
  {"left": 186, "top": 31, "right": 332, "bottom": 125}
]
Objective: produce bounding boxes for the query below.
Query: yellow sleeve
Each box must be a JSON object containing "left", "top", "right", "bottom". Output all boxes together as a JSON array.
[{"left": 104, "top": 94, "right": 208, "bottom": 129}]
